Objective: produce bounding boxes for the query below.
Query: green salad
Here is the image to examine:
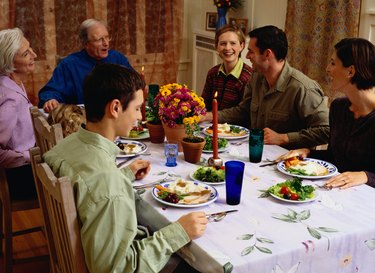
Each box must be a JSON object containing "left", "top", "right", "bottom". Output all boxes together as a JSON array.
[
  {"left": 193, "top": 166, "right": 225, "bottom": 183},
  {"left": 203, "top": 136, "right": 228, "bottom": 151},
  {"left": 267, "top": 178, "right": 315, "bottom": 201}
]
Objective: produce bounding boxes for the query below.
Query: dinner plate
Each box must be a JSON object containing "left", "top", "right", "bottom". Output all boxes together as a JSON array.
[
  {"left": 151, "top": 181, "right": 218, "bottom": 208},
  {"left": 189, "top": 170, "right": 225, "bottom": 185},
  {"left": 269, "top": 192, "right": 319, "bottom": 204},
  {"left": 202, "top": 144, "right": 229, "bottom": 153},
  {"left": 115, "top": 139, "right": 148, "bottom": 158},
  {"left": 202, "top": 124, "right": 249, "bottom": 140},
  {"left": 277, "top": 158, "right": 338, "bottom": 179},
  {"left": 120, "top": 128, "right": 150, "bottom": 140}
]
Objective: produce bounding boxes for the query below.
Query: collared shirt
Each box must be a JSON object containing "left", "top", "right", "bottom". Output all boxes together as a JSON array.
[
  {"left": 0, "top": 76, "right": 35, "bottom": 167},
  {"left": 44, "top": 127, "right": 190, "bottom": 273},
  {"left": 202, "top": 59, "right": 252, "bottom": 111},
  {"left": 218, "top": 61, "right": 330, "bottom": 149},
  {"left": 38, "top": 49, "right": 133, "bottom": 107}
]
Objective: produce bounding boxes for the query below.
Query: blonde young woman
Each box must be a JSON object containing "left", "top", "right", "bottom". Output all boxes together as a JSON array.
[
  {"left": 201, "top": 24, "right": 252, "bottom": 111},
  {"left": 47, "top": 104, "right": 86, "bottom": 137},
  {"left": 0, "top": 28, "right": 38, "bottom": 199},
  {"left": 278, "top": 38, "right": 375, "bottom": 189}
]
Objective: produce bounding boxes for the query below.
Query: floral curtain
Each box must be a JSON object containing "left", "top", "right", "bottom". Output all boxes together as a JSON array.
[
  {"left": 0, "top": 0, "right": 184, "bottom": 105},
  {"left": 285, "top": 0, "right": 361, "bottom": 101}
]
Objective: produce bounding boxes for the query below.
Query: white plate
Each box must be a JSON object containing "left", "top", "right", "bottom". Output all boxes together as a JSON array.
[
  {"left": 120, "top": 129, "right": 150, "bottom": 140},
  {"left": 152, "top": 181, "right": 218, "bottom": 208},
  {"left": 202, "top": 125, "right": 249, "bottom": 140},
  {"left": 202, "top": 144, "right": 229, "bottom": 153},
  {"left": 269, "top": 192, "right": 319, "bottom": 204},
  {"left": 277, "top": 158, "right": 338, "bottom": 179},
  {"left": 189, "top": 170, "right": 225, "bottom": 185},
  {"left": 115, "top": 139, "right": 148, "bottom": 158}
]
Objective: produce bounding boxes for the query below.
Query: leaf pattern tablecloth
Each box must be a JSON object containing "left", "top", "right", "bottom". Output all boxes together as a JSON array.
[{"left": 129, "top": 141, "right": 375, "bottom": 273}]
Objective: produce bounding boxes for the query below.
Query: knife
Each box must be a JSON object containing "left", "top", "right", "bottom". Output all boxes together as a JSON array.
[
  {"left": 259, "top": 161, "right": 278, "bottom": 167},
  {"left": 206, "top": 209, "right": 238, "bottom": 218}
]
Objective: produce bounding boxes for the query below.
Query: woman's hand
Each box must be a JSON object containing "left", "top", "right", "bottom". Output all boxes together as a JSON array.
[
  {"left": 275, "top": 148, "right": 310, "bottom": 162},
  {"left": 324, "top": 171, "right": 368, "bottom": 189},
  {"left": 129, "top": 159, "right": 151, "bottom": 180}
]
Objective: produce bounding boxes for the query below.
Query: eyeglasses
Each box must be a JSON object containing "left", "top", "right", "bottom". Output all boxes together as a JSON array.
[{"left": 89, "top": 35, "right": 112, "bottom": 44}]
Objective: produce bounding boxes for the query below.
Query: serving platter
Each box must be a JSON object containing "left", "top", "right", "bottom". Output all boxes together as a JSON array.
[
  {"left": 277, "top": 158, "right": 338, "bottom": 179},
  {"left": 151, "top": 181, "right": 218, "bottom": 208}
]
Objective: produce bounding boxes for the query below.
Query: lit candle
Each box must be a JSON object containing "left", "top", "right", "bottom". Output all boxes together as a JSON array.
[
  {"left": 141, "top": 66, "right": 147, "bottom": 121},
  {"left": 212, "top": 91, "right": 218, "bottom": 159}
]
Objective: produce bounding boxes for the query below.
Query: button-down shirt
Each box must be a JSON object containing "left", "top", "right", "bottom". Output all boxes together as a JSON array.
[
  {"left": 218, "top": 61, "right": 330, "bottom": 149},
  {"left": 44, "top": 127, "right": 190, "bottom": 273}
]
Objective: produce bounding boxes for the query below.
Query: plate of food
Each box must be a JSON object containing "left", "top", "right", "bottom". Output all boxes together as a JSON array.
[
  {"left": 115, "top": 139, "right": 148, "bottom": 158},
  {"left": 266, "top": 178, "right": 318, "bottom": 203},
  {"left": 190, "top": 166, "right": 225, "bottom": 185},
  {"left": 202, "top": 136, "right": 229, "bottom": 153},
  {"left": 152, "top": 179, "right": 218, "bottom": 208},
  {"left": 202, "top": 123, "right": 249, "bottom": 139},
  {"left": 121, "top": 124, "right": 150, "bottom": 140},
  {"left": 277, "top": 157, "right": 337, "bottom": 179}
]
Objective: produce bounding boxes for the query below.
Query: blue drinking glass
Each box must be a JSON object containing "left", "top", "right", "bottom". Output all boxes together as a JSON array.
[
  {"left": 164, "top": 141, "right": 178, "bottom": 167},
  {"left": 225, "top": 161, "right": 245, "bottom": 205}
]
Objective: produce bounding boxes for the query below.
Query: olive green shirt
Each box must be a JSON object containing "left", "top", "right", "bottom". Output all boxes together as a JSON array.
[
  {"left": 44, "top": 127, "right": 190, "bottom": 273},
  {"left": 218, "top": 61, "right": 330, "bottom": 149}
]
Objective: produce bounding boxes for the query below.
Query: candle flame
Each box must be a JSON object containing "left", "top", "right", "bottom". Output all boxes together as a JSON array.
[
  {"left": 141, "top": 66, "right": 144, "bottom": 72},
  {"left": 214, "top": 91, "right": 218, "bottom": 99}
]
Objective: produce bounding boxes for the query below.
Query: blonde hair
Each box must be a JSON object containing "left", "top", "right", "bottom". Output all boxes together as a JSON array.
[{"left": 47, "top": 104, "right": 86, "bottom": 137}]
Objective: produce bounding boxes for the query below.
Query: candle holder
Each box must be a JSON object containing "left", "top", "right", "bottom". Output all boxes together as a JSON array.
[{"left": 207, "top": 156, "right": 223, "bottom": 168}]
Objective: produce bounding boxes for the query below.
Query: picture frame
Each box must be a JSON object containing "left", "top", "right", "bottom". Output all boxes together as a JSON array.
[
  {"left": 206, "top": 12, "right": 218, "bottom": 31},
  {"left": 229, "top": 18, "right": 249, "bottom": 35}
]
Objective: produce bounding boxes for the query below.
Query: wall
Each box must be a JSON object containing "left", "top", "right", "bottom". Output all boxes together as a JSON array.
[{"left": 359, "top": 0, "right": 375, "bottom": 44}]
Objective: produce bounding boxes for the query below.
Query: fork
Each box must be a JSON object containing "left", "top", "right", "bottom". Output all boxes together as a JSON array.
[{"left": 133, "top": 175, "right": 178, "bottom": 190}]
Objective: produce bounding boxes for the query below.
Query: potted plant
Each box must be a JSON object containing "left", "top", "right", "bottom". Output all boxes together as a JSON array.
[
  {"left": 156, "top": 83, "right": 206, "bottom": 151},
  {"left": 146, "top": 97, "right": 165, "bottom": 144},
  {"left": 181, "top": 116, "right": 206, "bottom": 164}
]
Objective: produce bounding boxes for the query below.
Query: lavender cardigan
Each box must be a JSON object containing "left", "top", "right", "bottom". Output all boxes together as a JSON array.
[{"left": 0, "top": 76, "right": 35, "bottom": 168}]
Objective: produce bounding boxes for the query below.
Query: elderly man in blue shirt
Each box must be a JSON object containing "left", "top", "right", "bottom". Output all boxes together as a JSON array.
[{"left": 38, "top": 18, "right": 133, "bottom": 112}]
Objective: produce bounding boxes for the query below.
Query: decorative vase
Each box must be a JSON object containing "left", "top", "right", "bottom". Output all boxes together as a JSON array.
[
  {"left": 181, "top": 137, "right": 206, "bottom": 164},
  {"left": 146, "top": 122, "right": 165, "bottom": 144},
  {"left": 162, "top": 122, "right": 187, "bottom": 152},
  {"left": 216, "top": 7, "right": 228, "bottom": 32}
]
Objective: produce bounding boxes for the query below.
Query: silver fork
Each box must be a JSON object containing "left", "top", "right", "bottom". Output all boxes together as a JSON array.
[{"left": 133, "top": 174, "right": 179, "bottom": 190}]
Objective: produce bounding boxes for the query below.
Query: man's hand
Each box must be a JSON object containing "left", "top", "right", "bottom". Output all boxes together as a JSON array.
[
  {"left": 263, "top": 127, "right": 289, "bottom": 146},
  {"left": 129, "top": 159, "right": 151, "bottom": 180},
  {"left": 199, "top": 112, "right": 213, "bottom": 123},
  {"left": 177, "top": 212, "right": 208, "bottom": 240},
  {"left": 43, "top": 99, "right": 60, "bottom": 113}
]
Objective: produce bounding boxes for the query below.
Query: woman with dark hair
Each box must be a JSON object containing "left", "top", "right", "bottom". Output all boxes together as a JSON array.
[
  {"left": 0, "top": 28, "right": 38, "bottom": 199},
  {"left": 278, "top": 38, "right": 375, "bottom": 189},
  {"left": 201, "top": 24, "right": 252, "bottom": 111}
]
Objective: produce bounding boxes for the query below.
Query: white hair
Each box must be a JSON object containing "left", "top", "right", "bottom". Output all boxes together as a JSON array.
[
  {"left": 79, "top": 18, "right": 107, "bottom": 45},
  {"left": 0, "top": 28, "right": 24, "bottom": 75}
]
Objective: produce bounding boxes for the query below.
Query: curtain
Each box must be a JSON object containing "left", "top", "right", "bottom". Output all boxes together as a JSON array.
[
  {"left": 1, "top": 0, "right": 184, "bottom": 105},
  {"left": 285, "top": 0, "right": 361, "bottom": 100}
]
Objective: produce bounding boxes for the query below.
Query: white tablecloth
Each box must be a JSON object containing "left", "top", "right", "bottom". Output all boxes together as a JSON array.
[{"left": 120, "top": 139, "right": 375, "bottom": 273}]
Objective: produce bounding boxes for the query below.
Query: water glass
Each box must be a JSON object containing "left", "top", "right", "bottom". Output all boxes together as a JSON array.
[
  {"left": 164, "top": 141, "right": 178, "bottom": 167},
  {"left": 225, "top": 161, "right": 245, "bottom": 205},
  {"left": 249, "top": 129, "right": 264, "bottom": 163}
]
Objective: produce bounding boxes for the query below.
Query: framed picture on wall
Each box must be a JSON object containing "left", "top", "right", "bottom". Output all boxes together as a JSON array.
[
  {"left": 229, "top": 18, "right": 249, "bottom": 35},
  {"left": 206, "top": 12, "right": 218, "bottom": 31}
]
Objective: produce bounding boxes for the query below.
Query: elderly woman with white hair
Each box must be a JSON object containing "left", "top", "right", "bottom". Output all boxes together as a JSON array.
[{"left": 0, "top": 27, "right": 38, "bottom": 199}]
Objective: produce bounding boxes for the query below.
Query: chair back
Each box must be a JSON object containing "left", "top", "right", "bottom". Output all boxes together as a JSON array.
[
  {"left": 30, "top": 147, "right": 87, "bottom": 273},
  {"left": 30, "top": 106, "right": 63, "bottom": 154}
]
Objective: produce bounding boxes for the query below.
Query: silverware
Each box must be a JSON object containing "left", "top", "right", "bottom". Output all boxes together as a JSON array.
[
  {"left": 133, "top": 176, "right": 176, "bottom": 190},
  {"left": 206, "top": 209, "right": 238, "bottom": 222},
  {"left": 259, "top": 161, "right": 278, "bottom": 167},
  {"left": 116, "top": 153, "right": 152, "bottom": 168}
]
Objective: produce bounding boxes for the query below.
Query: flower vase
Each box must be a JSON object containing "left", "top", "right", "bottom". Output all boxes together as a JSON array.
[
  {"left": 216, "top": 7, "right": 228, "bottom": 32},
  {"left": 162, "top": 122, "right": 187, "bottom": 152},
  {"left": 146, "top": 122, "right": 165, "bottom": 143},
  {"left": 181, "top": 138, "right": 206, "bottom": 164}
]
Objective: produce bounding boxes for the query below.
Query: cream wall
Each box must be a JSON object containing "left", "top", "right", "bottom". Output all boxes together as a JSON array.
[{"left": 178, "top": 0, "right": 288, "bottom": 87}]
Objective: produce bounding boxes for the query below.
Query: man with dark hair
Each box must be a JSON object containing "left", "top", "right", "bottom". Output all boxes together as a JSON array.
[
  {"left": 202, "top": 25, "right": 329, "bottom": 149},
  {"left": 44, "top": 63, "right": 208, "bottom": 273},
  {"left": 38, "top": 18, "right": 133, "bottom": 113}
]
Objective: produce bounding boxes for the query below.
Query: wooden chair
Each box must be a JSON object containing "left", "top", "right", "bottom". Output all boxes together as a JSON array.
[
  {"left": 30, "top": 147, "right": 87, "bottom": 273},
  {"left": 0, "top": 167, "right": 47, "bottom": 273},
  {"left": 29, "top": 106, "right": 63, "bottom": 155}
]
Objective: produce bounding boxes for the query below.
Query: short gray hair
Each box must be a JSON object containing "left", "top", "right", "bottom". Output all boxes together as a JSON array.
[
  {"left": 79, "top": 18, "right": 107, "bottom": 45},
  {"left": 0, "top": 28, "right": 24, "bottom": 75}
]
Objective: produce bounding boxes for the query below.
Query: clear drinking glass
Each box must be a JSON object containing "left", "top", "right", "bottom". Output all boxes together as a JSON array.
[{"left": 164, "top": 141, "right": 178, "bottom": 167}]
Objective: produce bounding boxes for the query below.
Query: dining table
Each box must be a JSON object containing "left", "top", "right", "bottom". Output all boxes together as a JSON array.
[{"left": 118, "top": 136, "right": 375, "bottom": 273}]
